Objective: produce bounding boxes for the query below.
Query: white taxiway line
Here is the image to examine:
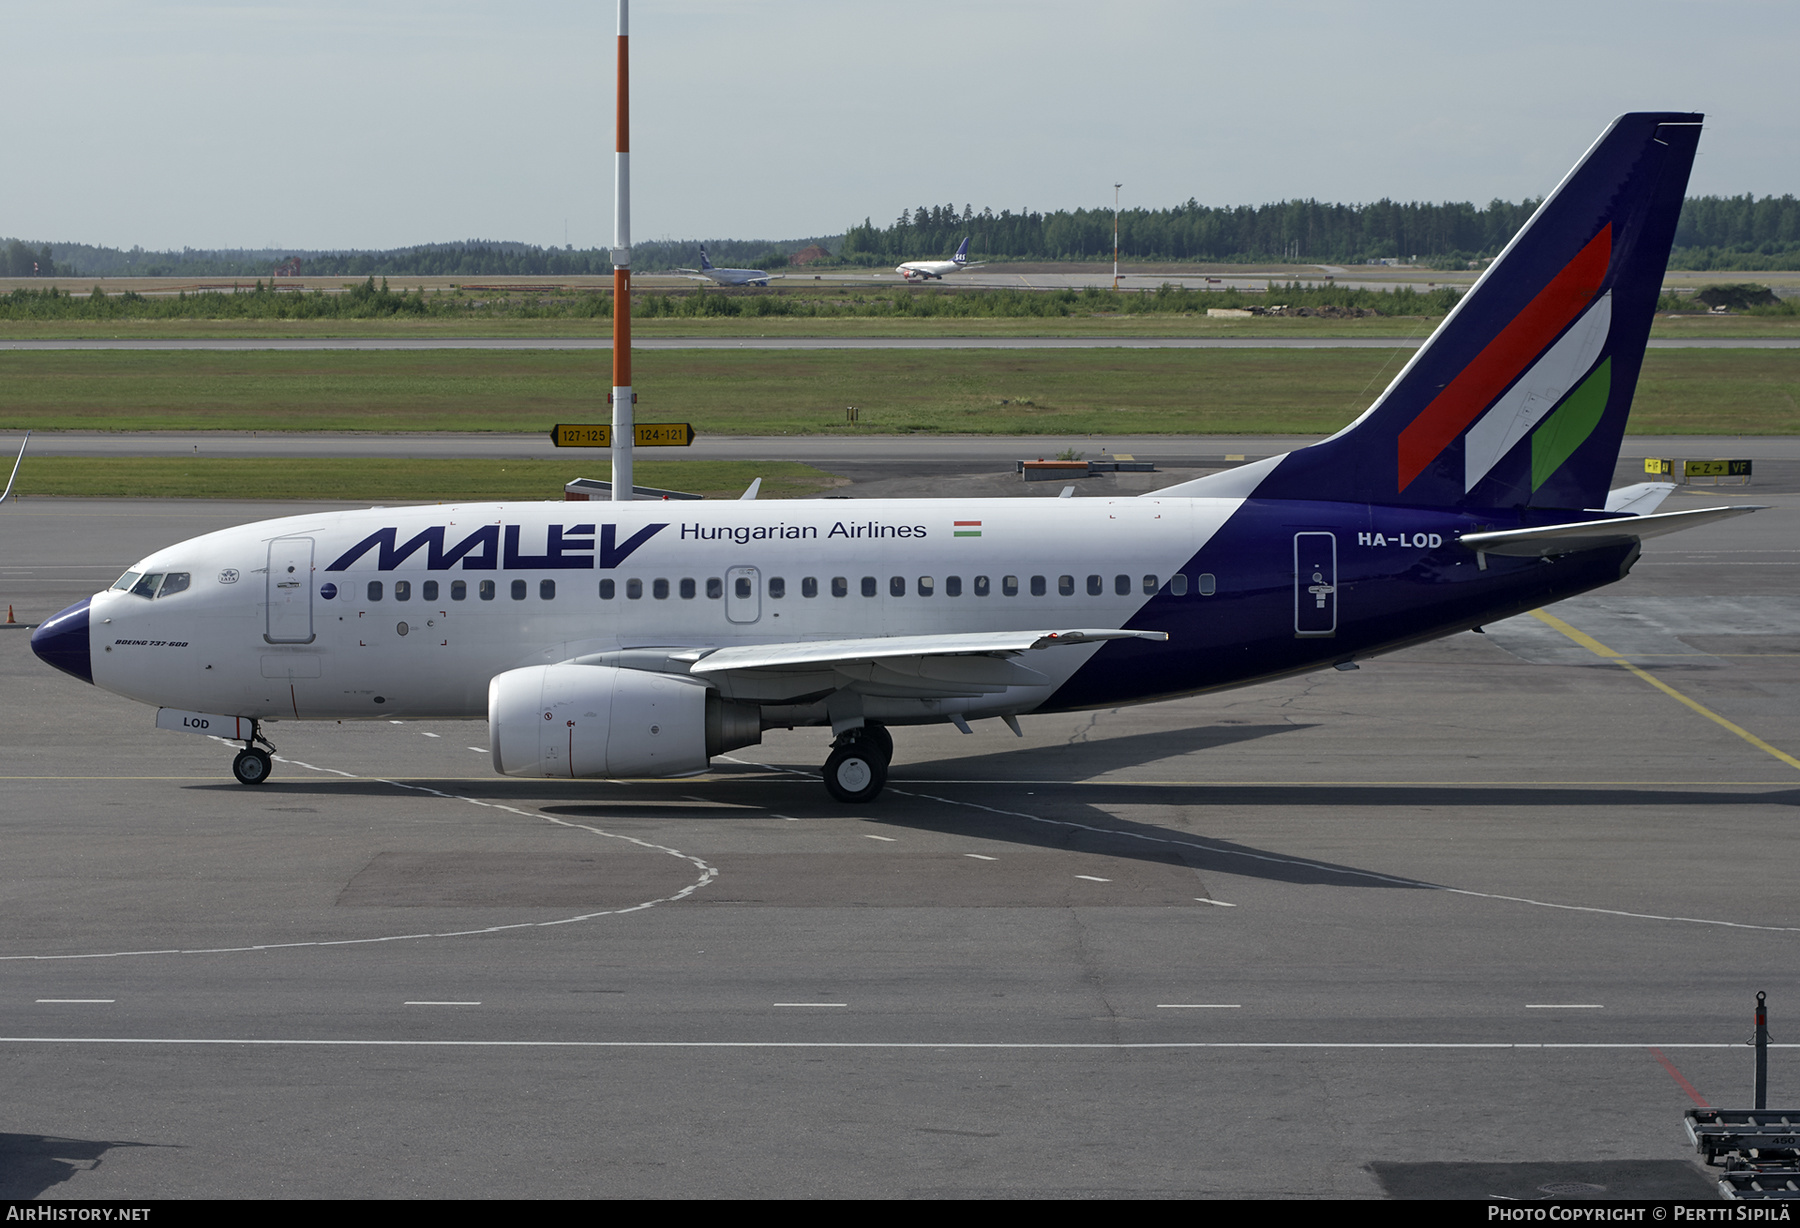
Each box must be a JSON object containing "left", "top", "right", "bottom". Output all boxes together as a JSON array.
[
  {"left": 772, "top": 1003, "right": 847, "bottom": 1008},
  {"left": 1157, "top": 1004, "right": 1241, "bottom": 1009},
  {"left": 35, "top": 999, "right": 114, "bottom": 1004},
  {"left": 405, "top": 1001, "right": 481, "bottom": 1006},
  {"left": 863, "top": 834, "right": 897, "bottom": 842},
  {"left": 1526, "top": 1004, "right": 1605, "bottom": 1009},
  {"left": 4, "top": 1038, "right": 1795, "bottom": 1050}
]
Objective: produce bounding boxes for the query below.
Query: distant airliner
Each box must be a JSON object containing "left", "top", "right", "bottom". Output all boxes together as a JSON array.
[
  {"left": 676, "top": 247, "right": 773, "bottom": 287},
  {"left": 33, "top": 114, "right": 1756, "bottom": 805},
  {"left": 897, "top": 236, "right": 983, "bottom": 281}
]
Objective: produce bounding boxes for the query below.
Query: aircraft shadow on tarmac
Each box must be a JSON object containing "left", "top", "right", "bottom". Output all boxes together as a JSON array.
[
  {"left": 183, "top": 720, "right": 1798, "bottom": 893},
  {"left": 0, "top": 1133, "right": 171, "bottom": 1199}
]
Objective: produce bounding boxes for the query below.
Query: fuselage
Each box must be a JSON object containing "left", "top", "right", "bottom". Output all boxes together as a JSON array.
[
  {"left": 704, "top": 267, "right": 770, "bottom": 287},
  {"left": 48, "top": 494, "right": 1633, "bottom": 727}
]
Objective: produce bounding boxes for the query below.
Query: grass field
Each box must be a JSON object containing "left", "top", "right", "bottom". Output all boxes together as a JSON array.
[
  {"left": 8, "top": 457, "right": 842, "bottom": 501},
  {"left": 2, "top": 347, "right": 1795, "bottom": 436},
  {"left": 0, "top": 313, "right": 1795, "bottom": 341}
]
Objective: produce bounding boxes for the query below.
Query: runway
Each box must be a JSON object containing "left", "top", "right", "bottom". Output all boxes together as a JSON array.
[
  {"left": 1, "top": 336, "right": 1793, "bottom": 351},
  {"left": 2, "top": 458, "right": 1796, "bottom": 1198}
]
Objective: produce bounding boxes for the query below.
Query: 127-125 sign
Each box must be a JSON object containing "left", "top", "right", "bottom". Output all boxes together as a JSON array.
[{"left": 550, "top": 423, "right": 695, "bottom": 447}]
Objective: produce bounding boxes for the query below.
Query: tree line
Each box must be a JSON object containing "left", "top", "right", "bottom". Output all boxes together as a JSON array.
[
  {"left": 6, "top": 194, "right": 1799, "bottom": 278},
  {"left": 840, "top": 195, "right": 1800, "bottom": 268}
]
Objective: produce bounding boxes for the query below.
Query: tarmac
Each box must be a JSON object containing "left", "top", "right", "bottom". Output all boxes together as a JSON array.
[{"left": 1, "top": 446, "right": 1795, "bottom": 1199}]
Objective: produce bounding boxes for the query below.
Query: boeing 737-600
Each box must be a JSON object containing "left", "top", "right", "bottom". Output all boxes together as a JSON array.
[{"left": 32, "top": 114, "right": 1756, "bottom": 803}]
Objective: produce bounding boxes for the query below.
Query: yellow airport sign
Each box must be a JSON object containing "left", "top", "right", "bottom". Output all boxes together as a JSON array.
[{"left": 550, "top": 423, "right": 696, "bottom": 448}]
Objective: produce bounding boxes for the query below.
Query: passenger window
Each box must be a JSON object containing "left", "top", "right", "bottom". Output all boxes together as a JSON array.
[
  {"left": 1198, "top": 573, "right": 1217, "bottom": 596},
  {"left": 1089, "top": 575, "right": 1104, "bottom": 596},
  {"left": 680, "top": 578, "right": 696, "bottom": 599},
  {"left": 889, "top": 576, "right": 906, "bottom": 597},
  {"left": 944, "top": 576, "right": 961, "bottom": 597},
  {"left": 1170, "top": 574, "right": 1189, "bottom": 596},
  {"left": 157, "top": 572, "right": 190, "bottom": 598},
  {"left": 832, "top": 577, "right": 848, "bottom": 598},
  {"left": 769, "top": 577, "right": 785, "bottom": 599},
  {"left": 1029, "top": 576, "right": 1046, "bottom": 596},
  {"left": 974, "top": 575, "right": 991, "bottom": 597},
  {"left": 1142, "top": 574, "right": 1158, "bottom": 594},
  {"left": 1114, "top": 575, "right": 1130, "bottom": 596},
  {"left": 367, "top": 580, "right": 383, "bottom": 602},
  {"left": 132, "top": 573, "right": 163, "bottom": 599},
  {"left": 802, "top": 577, "right": 819, "bottom": 598},
  {"left": 599, "top": 579, "right": 615, "bottom": 600},
  {"left": 735, "top": 577, "right": 752, "bottom": 599},
  {"left": 917, "top": 576, "right": 934, "bottom": 597},
  {"left": 653, "top": 578, "right": 670, "bottom": 599},
  {"left": 1058, "top": 575, "right": 1074, "bottom": 596},
  {"left": 395, "top": 580, "right": 412, "bottom": 602},
  {"left": 423, "top": 580, "right": 439, "bottom": 601},
  {"left": 707, "top": 577, "right": 723, "bottom": 599},
  {"left": 452, "top": 580, "right": 467, "bottom": 601},
  {"left": 861, "top": 577, "right": 877, "bottom": 598},
  {"left": 1003, "top": 575, "right": 1019, "bottom": 597},
  {"left": 627, "top": 579, "right": 643, "bottom": 599},
  {"left": 479, "top": 580, "right": 495, "bottom": 601},
  {"left": 511, "top": 579, "right": 527, "bottom": 600},
  {"left": 540, "top": 579, "right": 556, "bottom": 600}
]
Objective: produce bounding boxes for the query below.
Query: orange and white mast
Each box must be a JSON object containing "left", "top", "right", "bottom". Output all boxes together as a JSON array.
[{"left": 611, "top": 0, "right": 633, "bottom": 501}]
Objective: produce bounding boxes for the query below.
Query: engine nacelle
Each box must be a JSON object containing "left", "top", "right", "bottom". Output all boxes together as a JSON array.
[{"left": 488, "top": 664, "right": 760, "bottom": 779}]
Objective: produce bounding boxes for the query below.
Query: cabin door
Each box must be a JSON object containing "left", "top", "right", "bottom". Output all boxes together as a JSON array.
[
  {"left": 265, "top": 536, "right": 316, "bottom": 644},
  {"left": 1293, "top": 532, "right": 1337, "bottom": 638}
]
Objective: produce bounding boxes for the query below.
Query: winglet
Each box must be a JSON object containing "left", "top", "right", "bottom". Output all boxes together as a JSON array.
[{"left": 0, "top": 431, "right": 29, "bottom": 505}]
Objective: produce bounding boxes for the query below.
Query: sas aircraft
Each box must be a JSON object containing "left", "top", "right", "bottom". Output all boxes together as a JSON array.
[
  {"left": 897, "top": 236, "right": 983, "bottom": 281},
  {"left": 675, "top": 246, "right": 773, "bottom": 287},
  {"left": 31, "top": 113, "right": 1755, "bottom": 804}
]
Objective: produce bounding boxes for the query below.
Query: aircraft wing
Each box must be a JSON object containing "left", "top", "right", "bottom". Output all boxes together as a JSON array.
[
  {"left": 1458, "top": 504, "right": 1763, "bottom": 559},
  {"left": 683, "top": 628, "right": 1168, "bottom": 701}
]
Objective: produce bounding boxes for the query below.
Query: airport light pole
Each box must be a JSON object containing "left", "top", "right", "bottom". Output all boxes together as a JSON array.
[
  {"left": 1113, "top": 183, "right": 1122, "bottom": 291},
  {"left": 611, "top": 0, "right": 633, "bottom": 502}
]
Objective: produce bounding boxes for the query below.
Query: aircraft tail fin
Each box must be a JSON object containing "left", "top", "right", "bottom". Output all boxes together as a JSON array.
[
  {"left": 1228, "top": 113, "right": 1701, "bottom": 512},
  {"left": 699, "top": 247, "right": 714, "bottom": 270},
  {"left": 953, "top": 236, "right": 970, "bottom": 264}
]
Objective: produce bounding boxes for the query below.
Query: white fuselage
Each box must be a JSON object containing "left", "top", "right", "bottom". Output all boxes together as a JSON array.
[
  {"left": 89, "top": 496, "right": 1235, "bottom": 726},
  {"left": 895, "top": 259, "right": 965, "bottom": 281}
]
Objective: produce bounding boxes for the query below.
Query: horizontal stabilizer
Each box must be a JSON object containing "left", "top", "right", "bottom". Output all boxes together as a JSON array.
[
  {"left": 1458, "top": 504, "right": 1762, "bottom": 558},
  {"left": 1601, "top": 481, "right": 1677, "bottom": 515}
]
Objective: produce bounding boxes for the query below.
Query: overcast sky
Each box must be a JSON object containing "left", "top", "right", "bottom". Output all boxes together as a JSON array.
[{"left": 3, "top": 0, "right": 1795, "bottom": 252}]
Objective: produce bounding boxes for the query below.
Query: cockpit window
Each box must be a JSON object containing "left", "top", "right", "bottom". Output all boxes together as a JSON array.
[
  {"left": 130, "top": 573, "right": 163, "bottom": 599},
  {"left": 111, "top": 571, "right": 141, "bottom": 592},
  {"left": 156, "top": 572, "right": 190, "bottom": 598}
]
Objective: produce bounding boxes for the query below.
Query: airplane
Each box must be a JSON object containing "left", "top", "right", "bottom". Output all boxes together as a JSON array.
[
  {"left": 31, "top": 113, "right": 1757, "bottom": 805},
  {"left": 896, "top": 236, "right": 983, "bottom": 281},
  {"left": 674, "top": 246, "right": 772, "bottom": 287}
]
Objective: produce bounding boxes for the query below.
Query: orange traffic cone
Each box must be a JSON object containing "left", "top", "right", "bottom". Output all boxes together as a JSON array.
[{"left": 4, "top": 605, "right": 14, "bottom": 624}]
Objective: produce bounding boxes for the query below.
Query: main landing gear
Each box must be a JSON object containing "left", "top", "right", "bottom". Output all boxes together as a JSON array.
[
  {"left": 823, "top": 723, "right": 893, "bottom": 804},
  {"left": 231, "top": 720, "right": 279, "bottom": 786}
]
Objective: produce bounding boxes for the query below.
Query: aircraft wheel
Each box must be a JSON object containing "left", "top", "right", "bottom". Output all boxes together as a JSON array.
[
  {"left": 845, "top": 723, "right": 893, "bottom": 764},
  {"left": 823, "top": 743, "right": 886, "bottom": 804},
  {"left": 232, "top": 748, "right": 273, "bottom": 786}
]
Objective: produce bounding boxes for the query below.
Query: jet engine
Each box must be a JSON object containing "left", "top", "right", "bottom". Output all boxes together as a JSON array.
[{"left": 488, "top": 663, "right": 760, "bottom": 779}]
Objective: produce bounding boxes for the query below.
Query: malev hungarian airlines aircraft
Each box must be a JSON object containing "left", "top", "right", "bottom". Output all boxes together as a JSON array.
[
  {"left": 897, "top": 236, "right": 983, "bottom": 281},
  {"left": 32, "top": 113, "right": 1756, "bottom": 803},
  {"left": 674, "top": 246, "right": 772, "bottom": 287}
]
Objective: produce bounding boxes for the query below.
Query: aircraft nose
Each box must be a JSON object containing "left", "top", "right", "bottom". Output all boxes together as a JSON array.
[{"left": 31, "top": 597, "right": 93, "bottom": 684}]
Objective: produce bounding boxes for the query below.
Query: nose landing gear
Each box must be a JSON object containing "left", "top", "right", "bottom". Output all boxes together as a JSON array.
[
  {"left": 823, "top": 723, "right": 892, "bottom": 804},
  {"left": 230, "top": 720, "right": 279, "bottom": 786}
]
